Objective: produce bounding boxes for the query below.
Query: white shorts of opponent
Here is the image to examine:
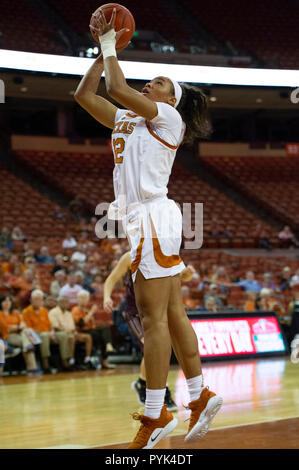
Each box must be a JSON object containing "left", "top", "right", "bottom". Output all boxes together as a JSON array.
[{"left": 122, "top": 196, "right": 186, "bottom": 283}]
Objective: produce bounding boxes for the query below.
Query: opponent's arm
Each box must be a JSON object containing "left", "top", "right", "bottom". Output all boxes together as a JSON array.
[
  {"left": 103, "top": 251, "right": 131, "bottom": 312},
  {"left": 180, "top": 265, "right": 196, "bottom": 283},
  {"left": 74, "top": 53, "right": 117, "bottom": 129},
  {"left": 95, "top": 9, "right": 158, "bottom": 121}
]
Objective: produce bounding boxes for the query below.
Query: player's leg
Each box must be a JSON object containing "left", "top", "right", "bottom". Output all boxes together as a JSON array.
[
  {"left": 167, "top": 273, "right": 223, "bottom": 442},
  {"left": 129, "top": 269, "right": 177, "bottom": 449}
]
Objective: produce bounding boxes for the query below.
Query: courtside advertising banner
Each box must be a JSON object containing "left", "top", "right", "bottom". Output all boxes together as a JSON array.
[{"left": 189, "top": 316, "right": 286, "bottom": 358}]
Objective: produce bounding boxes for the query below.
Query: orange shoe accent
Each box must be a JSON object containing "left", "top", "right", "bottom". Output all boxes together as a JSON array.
[
  {"left": 149, "top": 214, "right": 183, "bottom": 268},
  {"left": 185, "top": 387, "right": 223, "bottom": 442},
  {"left": 128, "top": 404, "right": 177, "bottom": 449}
]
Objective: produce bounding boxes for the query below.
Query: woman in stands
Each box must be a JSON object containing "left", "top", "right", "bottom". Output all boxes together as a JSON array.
[
  {"left": 0, "top": 294, "right": 40, "bottom": 373},
  {"left": 75, "top": 8, "right": 222, "bottom": 449}
]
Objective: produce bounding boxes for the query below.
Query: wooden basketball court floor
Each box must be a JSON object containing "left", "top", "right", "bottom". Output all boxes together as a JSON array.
[{"left": 0, "top": 357, "right": 298, "bottom": 449}]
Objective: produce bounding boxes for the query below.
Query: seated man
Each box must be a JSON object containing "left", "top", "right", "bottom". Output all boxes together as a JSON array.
[
  {"left": 22, "top": 290, "right": 71, "bottom": 373},
  {"left": 59, "top": 273, "right": 82, "bottom": 306},
  {"left": 35, "top": 246, "right": 54, "bottom": 264},
  {"left": 49, "top": 296, "right": 93, "bottom": 370},
  {"left": 72, "top": 289, "right": 115, "bottom": 369}
]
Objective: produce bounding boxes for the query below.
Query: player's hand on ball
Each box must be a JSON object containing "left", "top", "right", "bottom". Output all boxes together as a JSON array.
[{"left": 89, "top": 8, "right": 130, "bottom": 53}]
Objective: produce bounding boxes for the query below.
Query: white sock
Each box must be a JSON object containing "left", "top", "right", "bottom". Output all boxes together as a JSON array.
[
  {"left": 84, "top": 356, "right": 91, "bottom": 363},
  {"left": 69, "top": 358, "right": 75, "bottom": 366},
  {"left": 186, "top": 375, "right": 204, "bottom": 402},
  {"left": 145, "top": 388, "right": 166, "bottom": 419}
]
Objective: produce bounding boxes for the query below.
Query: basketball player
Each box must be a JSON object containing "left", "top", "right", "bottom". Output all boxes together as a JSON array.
[
  {"left": 75, "top": 8, "right": 223, "bottom": 449},
  {"left": 103, "top": 250, "right": 196, "bottom": 410}
]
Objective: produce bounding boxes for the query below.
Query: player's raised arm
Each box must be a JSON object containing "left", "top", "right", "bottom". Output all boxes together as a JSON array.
[
  {"left": 94, "top": 8, "right": 159, "bottom": 121},
  {"left": 74, "top": 51, "right": 117, "bottom": 129}
]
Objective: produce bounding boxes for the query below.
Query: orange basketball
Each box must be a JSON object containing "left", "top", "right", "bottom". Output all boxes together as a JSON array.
[{"left": 90, "top": 3, "right": 135, "bottom": 49}]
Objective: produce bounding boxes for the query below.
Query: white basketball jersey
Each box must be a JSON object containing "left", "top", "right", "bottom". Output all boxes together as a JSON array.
[{"left": 107, "top": 101, "right": 185, "bottom": 220}]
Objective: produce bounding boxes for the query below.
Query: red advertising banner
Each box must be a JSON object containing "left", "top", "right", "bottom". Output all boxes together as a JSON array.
[
  {"left": 190, "top": 316, "right": 286, "bottom": 358},
  {"left": 286, "top": 143, "right": 299, "bottom": 156}
]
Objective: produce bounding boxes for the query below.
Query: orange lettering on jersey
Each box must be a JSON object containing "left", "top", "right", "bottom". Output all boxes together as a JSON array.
[
  {"left": 120, "top": 121, "right": 128, "bottom": 134},
  {"left": 112, "top": 121, "right": 136, "bottom": 135},
  {"left": 126, "top": 112, "right": 139, "bottom": 118},
  {"left": 128, "top": 122, "right": 136, "bottom": 134},
  {"left": 112, "top": 121, "right": 123, "bottom": 134}
]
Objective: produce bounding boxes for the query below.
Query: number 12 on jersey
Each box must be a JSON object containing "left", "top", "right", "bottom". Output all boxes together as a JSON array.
[{"left": 112, "top": 137, "right": 125, "bottom": 164}]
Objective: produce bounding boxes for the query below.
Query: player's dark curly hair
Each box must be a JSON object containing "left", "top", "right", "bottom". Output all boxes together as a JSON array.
[{"left": 170, "top": 83, "right": 213, "bottom": 145}]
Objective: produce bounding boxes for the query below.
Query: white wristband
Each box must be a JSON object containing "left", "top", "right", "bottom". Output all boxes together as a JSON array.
[{"left": 100, "top": 29, "right": 117, "bottom": 59}]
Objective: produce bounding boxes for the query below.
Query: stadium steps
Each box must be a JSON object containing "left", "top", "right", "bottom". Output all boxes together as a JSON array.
[
  {"left": 26, "top": 0, "right": 82, "bottom": 55},
  {"left": 176, "top": 145, "right": 281, "bottom": 230}
]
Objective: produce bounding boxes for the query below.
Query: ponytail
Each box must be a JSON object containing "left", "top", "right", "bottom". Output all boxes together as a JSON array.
[{"left": 175, "top": 83, "right": 213, "bottom": 145}]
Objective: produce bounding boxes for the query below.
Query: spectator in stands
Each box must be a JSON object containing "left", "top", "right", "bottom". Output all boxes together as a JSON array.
[
  {"left": 24, "top": 256, "right": 36, "bottom": 274},
  {"left": 1, "top": 254, "right": 25, "bottom": 275},
  {"left": 236, "top": 271, "right": 261, "bottom": 293},
  {"left": 35, "top": 246, "right": 54, "bottom": 264},
  {"left": 290, "top": 268, "right": 299, "bottom": 288},
  {"left": 204, "top": 297, "right": 217, "bottom": 312},
  {"left": 72, "top": 289, "right": 115, "bottom": 369},
  {"left": 59, "top": 272, "right": 82, "bottom": 305},
  {"left": 62, "top": 232, "right": 77, "bottom": 249},
  {"left": 52, "top": 205, "right": 67, "bottom": 221},
  {"left": 253, "top": 224, "right": 272, "bottom": 250},
  {"left": 49, "top": 296, "right": 93, "bottom": 370},
  {"left": 181, "top": 286, "right": 198, "bottom": 310},
  {"left": 204, "top": 284, "right": 224, "bottom": 309},
  {"left": 0, "top": 294, "right": 40, "bottom": 373},
  {"left": 22, "top": 289, "right": 71, "bottom": 372},
  {"left": 23, "top": 243, "right": 35, "bottom": 259},
  {"left": 51, "top": 254, "right": 68, "bottom": 275},
  {"left": 278, "top": 226, "right": 297, "bottom": 249},
  {"left": 10, "top": 269, "right": 36, "bottom": 308},
  {"left": 211, "top": 266, "right": 230, "bottom": 302},
  {"left": 261, "top": 272, "right": 278, "bottom": 292},
  {"left": 77, "top": 231, "right": 89, "bottom": 251},
  {"left": 279, "top": 266, "right": 292, "bottom": 292},
  {"left": 44, "top": 295, "right": 57, "bottom": 310},
  {"left": 50, "top": 270, "right": 66, "bottom": 299},
  {"left": 11, "top": 227, "right": 26, "bottom": 242},
  {"left": 259, "top": 288, "right": 285, "bottom": 316},
  {"left": 243, "top": 291, "right": 258, "bottom": 311},
  {"left": 0, "top": 227, "right": 13, "bottom": 250},
  {"left": 70, "top": 246, "right": 87, "bottom": 268},
  {"left": 91, "top": 274, "right": 105, "bottom": 296}
]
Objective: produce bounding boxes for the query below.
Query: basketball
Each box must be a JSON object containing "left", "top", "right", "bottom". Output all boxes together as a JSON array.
[{"left": 90, "top": 3, "right": 135, "bottom": 49}]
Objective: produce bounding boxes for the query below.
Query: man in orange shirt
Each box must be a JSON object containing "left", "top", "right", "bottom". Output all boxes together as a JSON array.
[{"left": 22, "top": 290, "right": 71, "bottom": 372}]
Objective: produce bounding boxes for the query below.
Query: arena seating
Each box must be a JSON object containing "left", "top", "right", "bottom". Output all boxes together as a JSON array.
[
  {"left": 200, "top": 156, "right": 299, "bottom": 232},
  {"left": 48, "top": 0, "right": 194, "bottom": 45},
  {"left": 0, "top": 0, "right": 65, "bottom": 55},
  {"left": 14, "top": 149, "right": 278, "bottom": 248},
  {"left": 179, "top": 0, "right": 299, "bottom": 68},
  {"left": 0, "top": 165, "right": 77, "bottom": 238}
]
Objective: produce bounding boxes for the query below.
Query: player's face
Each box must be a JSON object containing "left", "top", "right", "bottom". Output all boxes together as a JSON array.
[{"left": 141, "top": 76, "right": 176, "bottom": 107}]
